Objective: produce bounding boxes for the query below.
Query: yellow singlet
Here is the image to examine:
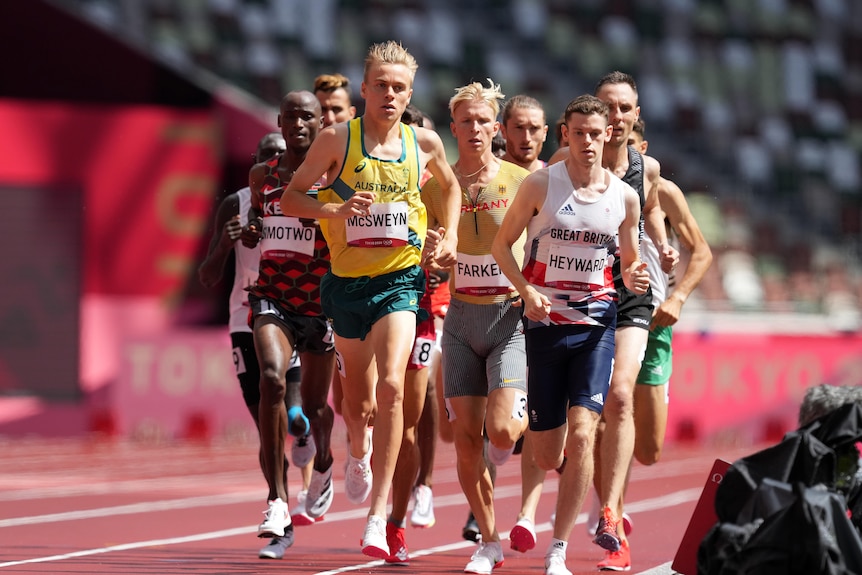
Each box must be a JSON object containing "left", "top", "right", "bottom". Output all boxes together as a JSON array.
[
  {"left": 422, "top": 160, "right": 529, "bottom": 305},
  {"left": 318, "top": 118, "right": 427, "bottom": 278}
]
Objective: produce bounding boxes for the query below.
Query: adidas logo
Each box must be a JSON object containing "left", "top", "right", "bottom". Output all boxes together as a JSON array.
[
  {"left": 557, "top": 203, "right": 576, "bottom": 216},
  {"left": 552, "top": 541, "right": 566, "bottom": 550},
  {"left": 590, "top": 393, "right": 604, "bottom": 405}
]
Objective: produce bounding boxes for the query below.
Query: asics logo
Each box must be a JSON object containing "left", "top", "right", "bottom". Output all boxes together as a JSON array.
[{"left": 354, "top": 161, "right": 367, "bottom": 173}]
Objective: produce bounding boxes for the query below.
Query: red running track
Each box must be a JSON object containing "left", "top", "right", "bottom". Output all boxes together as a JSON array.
[{"left": 0, "top": 434, "right": 761, "bottom": 575}]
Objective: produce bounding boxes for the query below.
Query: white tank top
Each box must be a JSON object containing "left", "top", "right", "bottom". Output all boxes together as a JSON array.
[
  {"left": 521, "top": 162, "right": 627, "bottom": 326},
  {"left": 229, "top": 188, "right": 260, "bottom": 334}
]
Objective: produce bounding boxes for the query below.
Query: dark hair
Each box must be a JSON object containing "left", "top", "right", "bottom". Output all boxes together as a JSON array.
[
  {"left": 563, "top": 94, "right": 609, "bottom": 123},
  {"left": 633, "top": 117, "right": 645, "bottom": 138},
  {"left": 491, "top": 132, "right": 506, "bottom": 157},
  {"left": 501, "top": 94, "right": 545, "bottom": 125},
  {"left": 594, "top": 70, "right": 637, "bottom": 95},
  {"left": 401, "top": 103, "right": 425, "bottom": 127}
]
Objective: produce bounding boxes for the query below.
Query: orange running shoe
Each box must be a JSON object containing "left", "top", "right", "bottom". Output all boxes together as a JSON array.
[
  {"left": 593, "top": 506, "right": 621, "bottom": 552},
  {"left": 598, "top": 539, "right": 631, "bottom": 571}
]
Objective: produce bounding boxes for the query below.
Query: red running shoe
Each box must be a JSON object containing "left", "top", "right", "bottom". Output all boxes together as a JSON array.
[
  {"left": 593, "top": 506, "right": 621, "bottom": 552},
  {"left": 597, "top": 539, "right": 631, "bottom": 571},
  {"left": 385, "top": 522, "right": 410, "bottom": 565}
]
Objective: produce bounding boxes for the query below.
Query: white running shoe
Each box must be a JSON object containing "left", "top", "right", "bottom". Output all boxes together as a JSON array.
[
  {"left": 544, "top": 550, "right": 572, "bottom": 575},
  {"left": 258, "top": 498, "right": 291, "bottom": 538},
  {"left": 360, "top": 515, "right": 388, "bottom": 559},
  {"left": 464, "top": 541, "right": 504, "bottom": 574},
  {"left": 509, "top": 516, "right": 536, "bottom": 553},
  {"left": 290, "top": 490, "right": 317, "bottom": 526},
  {"left": 345, "top": 430, "right": 373, "bottom": 505},
  {"left": 487, "top": 442, "right": 515, "bottom": 466},
  {"left": 306, "top": 463, "right": 334, "bottom": 518},
  {"left": 586, "top": 493, "right": 601, "bottom": 536},
  {"left": 258, "top": 526, "right": 294, "bottom": 559},
  {"left": 291, "top": 433, "right": 317, "bottom": 468},
  {"left": 410, "top": 484, "right": 435, "bottom": 528}
]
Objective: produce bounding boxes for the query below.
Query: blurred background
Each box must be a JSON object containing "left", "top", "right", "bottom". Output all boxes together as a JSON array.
[{"left": 0, "top": 0, "right": 860, "bottom": 446}]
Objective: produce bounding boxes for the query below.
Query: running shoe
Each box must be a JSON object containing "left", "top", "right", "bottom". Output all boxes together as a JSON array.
[
  {"left": 410, "top": 484, "right": 435, "bottom": 528},
  {"left": 306, "top": 463, "right": 334, "bottom": 518},
  {"left": 385, "top": 521, "right": 410, "bottom": 565},
  {"left": 463, "top": 512, "right": 481, "bottom": 542},
  {"left": 587, "top": 496, "right": 633, "bottom": 537},
  {"left": 509, "top": 516, "right": 536, "bottom": 553},
  {"left": 258, "top": 526, "right": 294, "bottom": 559},
  {"left": 258, "top": 498, "right": 291, "bottom": 538},
  {"left": 345, "top": 452, "right": 372, "bottom": 504},
  {"left": 593, "top": 506, "right": 621, "bottom": 552},
  {"left": 597, "top": 539, "right": 631, "bottom": 571},
  {"left": 291, "top": 433, "right": 316, "bottom": 468},
  {"left": 290, "top": 490, "right": 314, "bottom": 526},
  {"left": 544, "top": 549, "right": 572, "bottom": 575},
  {"left": 487, "top": 442, "right": 515, "bottom": 466},
  {"left": 586, "top": 494, "right": 601, "bottom": 536},
  {"left": 464, "top": 541, "right": 504, "bottom": 574},
  {"left": 360, "top": 515, "right": 388, "bottom": 559}
]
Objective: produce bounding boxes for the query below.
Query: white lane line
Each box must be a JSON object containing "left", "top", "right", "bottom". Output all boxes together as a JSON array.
[
  {"left": 0, "top": 526, "right": 256, "bottom": 568},
  {"left": 0, "top": 492, "right": 261, "bottom": 528},
  {"left": 0, "top": 487, "right": 701, "bottom": 572}
]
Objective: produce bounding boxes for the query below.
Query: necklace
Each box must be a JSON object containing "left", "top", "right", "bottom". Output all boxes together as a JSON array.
[{"left": 454, "top": 159, "right": 494, "bottom": 179}]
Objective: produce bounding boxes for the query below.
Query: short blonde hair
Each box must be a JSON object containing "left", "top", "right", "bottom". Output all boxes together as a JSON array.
[
  {"left": 314, "top": 73, "right": 351, "bottom": 95},
  {"left": 449, "top": 78, "right": 505, "bottom": 118},
  {"left": 364, "top": 41, "right": 418, "bottom": 83}
]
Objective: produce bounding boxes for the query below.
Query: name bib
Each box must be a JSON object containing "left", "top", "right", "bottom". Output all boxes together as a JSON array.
[
  {"left": 260, "top": 215, "right": 316, "bottom": 259},
  {"left": 544, "top": 244, "right": 608, "bottom": 290},
  {"left": 454, "top": 252, "right": 513, "bottom": 296},
  {"left": 346, "top": 201, "right": 409, "bottom": 247}
]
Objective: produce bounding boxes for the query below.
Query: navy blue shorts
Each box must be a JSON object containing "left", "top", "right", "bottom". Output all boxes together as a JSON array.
[{"left": 524, "top": 323, "right": 616, "bottom": 431}]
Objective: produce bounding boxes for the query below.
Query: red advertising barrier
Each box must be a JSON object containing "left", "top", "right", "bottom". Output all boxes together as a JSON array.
[
  {"left": 115, "top": 329, "right": 254, "bottom": 440},
  {"left": 666, "top": 332, "right": 862, "bottom": 442},
  {"left": 0, "top": 99, "right": 221, "bottom": 299},
  {"left": 0, "top": 100, "right": 222, "bottom": 398}
]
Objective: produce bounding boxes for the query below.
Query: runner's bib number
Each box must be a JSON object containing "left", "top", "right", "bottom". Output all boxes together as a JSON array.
[
  {"left": 544, "top": 244, "right": 608, "bottom": 290},
  {"left": 261, "top": 216, "right": 315, "bottom": 259},
  {"left": 454, "top": 252, "right": 513, "bottom": 296},
  {"left": 346, "top": 201, "right": 409, "bottom": 247}
]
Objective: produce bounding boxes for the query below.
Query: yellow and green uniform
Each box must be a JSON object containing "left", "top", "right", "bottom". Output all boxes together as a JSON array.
[{"left": 318, "top": 117, "right": 426, "bottom": 278}]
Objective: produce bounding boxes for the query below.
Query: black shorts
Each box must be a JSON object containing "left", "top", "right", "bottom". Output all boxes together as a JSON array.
[
  {"left": 230, "top": 332, "right": 301, "bottom": 409},
  {"left": 613, "top": 258, "right": 653, "bottom": 330},
  {"left": 615, "top": 283, "right": 654, "bottom": 329},
  {"left": 249, "top": 295, "right": 335, "bottom": 354}
]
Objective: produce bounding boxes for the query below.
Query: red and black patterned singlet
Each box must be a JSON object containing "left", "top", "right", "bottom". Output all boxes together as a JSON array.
[{"left": 247, "top": 156, "right": 330, "bottom": 317}]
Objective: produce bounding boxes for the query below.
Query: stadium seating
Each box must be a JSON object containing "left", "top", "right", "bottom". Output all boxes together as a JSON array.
[{"left": 55, "top": 0, "right": 861, "bottom": 324}]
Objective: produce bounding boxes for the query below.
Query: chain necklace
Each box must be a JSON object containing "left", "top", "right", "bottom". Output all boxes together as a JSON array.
[{"left": 454, "top": 159, "right": 494, "bottom": 179}]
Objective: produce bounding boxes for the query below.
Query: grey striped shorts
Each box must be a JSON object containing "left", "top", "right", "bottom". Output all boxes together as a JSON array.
[{"left": 441, "top": 298, "right": 527, "bottom": 398}]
